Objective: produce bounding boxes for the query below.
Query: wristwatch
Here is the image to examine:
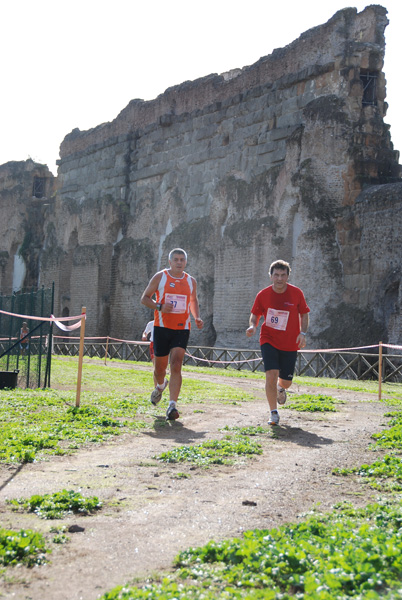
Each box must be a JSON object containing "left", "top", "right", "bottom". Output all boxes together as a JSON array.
[{"left": 156, "top": 302, "right": 162, "bottom": 311}]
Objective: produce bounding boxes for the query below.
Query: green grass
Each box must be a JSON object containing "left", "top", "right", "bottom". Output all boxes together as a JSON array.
[
  {"left": 98, "top": 498, "right": 402, "bottom": 599},
  {"left": 293, "top": 375, "right": 402, "bottom": 403},
  {"left": 287, "top": 393, "right": 342, "bottom": 412},
  {"left": 7, "top": 489, "right": 102, "bottom": 519},
  {"left": 0, "top": 357, "right": 253, "bottom": 463},
  {"left": 82, "top": 356, "right": 402, "bottom": 400},
  {"left": 221, "top": 425, "right": 271, "bottom": 436},
  {"left": 0, "top": 389, "right": 146, "bottom": 463}
]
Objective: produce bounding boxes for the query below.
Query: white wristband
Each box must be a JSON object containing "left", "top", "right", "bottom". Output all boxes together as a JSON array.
[{"left": 300, "top": 331, "right": 306, "bottom": 336}]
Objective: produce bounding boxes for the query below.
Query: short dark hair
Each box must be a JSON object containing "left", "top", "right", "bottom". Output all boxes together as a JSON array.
[
  {"left": 169, "top": 248, "right": 187, "bottom": 261},
  {"left": 269, "top": 260, "right": 291, "bottom": 275}
]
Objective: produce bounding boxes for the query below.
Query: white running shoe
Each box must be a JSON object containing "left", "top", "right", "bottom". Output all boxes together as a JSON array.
[
  {"left": 268, "top": 410, "right": 280, "bottom": 426},
  {"left": 150, "top": 379, "right": 168, "bottom": 406},
  {"left": 277, "top": 387, "right": 287, "bottom": 405}
]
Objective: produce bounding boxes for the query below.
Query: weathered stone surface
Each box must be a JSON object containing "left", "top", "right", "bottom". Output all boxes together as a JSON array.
[
  {"left": 0, "top": 160, "right": 56, "bottom": 292},
  {"left": 0, "top": 6, "right": 401, "bottom": 350}
]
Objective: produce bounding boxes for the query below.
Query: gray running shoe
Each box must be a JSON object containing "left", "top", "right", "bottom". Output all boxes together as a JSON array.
[
  {"left": 166, "top": 405, "right": 180, "bottom": 421},
  {"left": 268, "top": 410, "right": 280, "bottom": 426},
  {"left": 277, "top": 387, "right": 287, "bottom": 405},
  {"left": 150, "top": 379, "right": 168, "bottom": 406}
]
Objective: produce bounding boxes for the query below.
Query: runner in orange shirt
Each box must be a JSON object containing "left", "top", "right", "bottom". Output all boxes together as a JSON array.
[{"left": 140, "top": 248, "right": 203, "bottom": 420}]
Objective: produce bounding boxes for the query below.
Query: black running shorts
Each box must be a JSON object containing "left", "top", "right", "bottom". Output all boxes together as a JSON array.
[
  {"left": 260, "top": 343, "right": 297, "bottom": 381},
  {"left": 153, "top": 326, "right": 190, "bottom": 357}
]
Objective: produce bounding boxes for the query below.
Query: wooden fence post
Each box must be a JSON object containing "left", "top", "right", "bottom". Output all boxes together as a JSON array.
[{"left": 76, "top": 307, "right": 86, "bottom": 407}]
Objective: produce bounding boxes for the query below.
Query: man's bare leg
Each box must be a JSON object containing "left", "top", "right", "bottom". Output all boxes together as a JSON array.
[
  {"left": 168, "top": 347, "right": 186, "bottom": 402},
  {"left": 150, "top": 355, "right": 169, "bottom": 406},
  {"left": 165, "top": 347, "right": 186, "bottom": 420},
  {"left": 265, "top": 369, "right": 279, "bottom": 411},
  {"left": 154, "top": 355, "right": 169, "bottom": 386}
]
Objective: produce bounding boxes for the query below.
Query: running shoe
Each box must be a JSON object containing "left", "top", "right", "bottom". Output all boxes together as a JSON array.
[
  {"left": 166, "top": 405, "right": 180, "bottom": 421},
  {"left": 268, "top": 410, "right": 280, "bottom": 426},
  {"left": 277, "top": 387, "right": 287, "bottom": 405},
  {"left": 150, "top": 378, "right": 168, "bottom": 406}
]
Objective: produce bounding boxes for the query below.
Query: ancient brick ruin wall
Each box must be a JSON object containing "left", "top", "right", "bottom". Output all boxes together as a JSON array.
[
  {"left": 0, "top": 160, "right": 56, "bottom": 294},
  {"left": 3, "top": 6, "right": 402, "bottom": 349}
]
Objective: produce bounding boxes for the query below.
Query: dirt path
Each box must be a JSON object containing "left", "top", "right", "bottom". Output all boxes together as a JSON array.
[{"left": 0, "top": 373, "right": 388, "bottom": 600}]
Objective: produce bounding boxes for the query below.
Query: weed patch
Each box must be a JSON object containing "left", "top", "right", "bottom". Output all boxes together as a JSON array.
[
  {"left": 156, "top": 436, "right": 262, "bottom": 466},
  {"left": 333, "top": 407, "right": 402, "bottom": 493},
  {"left": 371, "top": 410, "right": 402, "bottom": 451},
  {"left": 0, "top": 528, "right": 48, "bottom": 567},
  {"left": 334, "top": 455, "right": 402, "bottom": 492},
  {"left": 7, "top": 489, "right": 102, "bottom": 519}
]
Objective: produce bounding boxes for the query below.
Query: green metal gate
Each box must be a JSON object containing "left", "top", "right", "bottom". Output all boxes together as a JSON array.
[{"left": 0, "top": 285, "right": 54, "bottom": 389}]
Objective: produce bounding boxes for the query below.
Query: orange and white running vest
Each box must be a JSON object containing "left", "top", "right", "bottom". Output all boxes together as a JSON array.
[{"left": 154, "top": 270, "right": 193, "bottom": 330}]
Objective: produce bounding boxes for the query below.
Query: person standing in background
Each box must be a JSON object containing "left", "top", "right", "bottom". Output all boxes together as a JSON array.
[{"left": 142, "top": 319, "right": 156, "bottom": 386}]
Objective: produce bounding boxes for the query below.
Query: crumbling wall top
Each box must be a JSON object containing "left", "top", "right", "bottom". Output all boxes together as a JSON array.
[{"left": 59, "top": 5, "right": 388, "bottom": 161}]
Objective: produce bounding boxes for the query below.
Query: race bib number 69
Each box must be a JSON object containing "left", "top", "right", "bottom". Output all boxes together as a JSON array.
[{"left": 266, "top": 308, "right": 289, "bottom": 331}]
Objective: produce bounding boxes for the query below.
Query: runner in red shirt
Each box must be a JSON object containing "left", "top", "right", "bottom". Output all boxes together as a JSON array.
[
  {"left": 246, "top": 260, "right": 310, "bottom": 426},
  {"left": 141, "top": 248, "right": 203, "bottom": 421}
]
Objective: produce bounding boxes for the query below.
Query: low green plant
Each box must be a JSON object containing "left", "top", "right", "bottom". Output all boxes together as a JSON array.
[
  {"left": 333, "top": 454, "right": 402, "bottom": 492},
  {"left": 49, "top": 526, "right": 69, "bottom": 544},
  {"left": 333, "top": 407, "right": 402, "bottom": 492},
  {"left": 371, "top": 410, "right": 402, "bottom": 450},
  {"left": 288, "top": 393, "right": 341, "bottom": 412},
  {"left": 7, "top": 489, "right": 102, "bottom": 519},
  {"left": 97, "top": 499, "right": 402, "bottom": 599},
  {"left": 0, "top": 528, "right": 48, "bottom": 567},
  {"left": 156, "top": 436, "right": 263, "bottom": 466}
]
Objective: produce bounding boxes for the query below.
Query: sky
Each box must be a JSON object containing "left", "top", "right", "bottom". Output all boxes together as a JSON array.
[{"left": 1, "top": 0, "right": 401, "bottom": 176}]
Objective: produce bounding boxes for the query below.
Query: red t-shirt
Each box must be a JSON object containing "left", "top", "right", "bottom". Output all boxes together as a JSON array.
[{"left": 251, "top": 283, "right": 310, "bottom": 351}]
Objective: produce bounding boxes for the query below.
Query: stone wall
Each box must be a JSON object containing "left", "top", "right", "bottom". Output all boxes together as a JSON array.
[
  {"left": 1, "top": 6, "right": 401, "bottom": 349},
  {"left": 0, "top": 160, "right": 56, "bottom": 294}
]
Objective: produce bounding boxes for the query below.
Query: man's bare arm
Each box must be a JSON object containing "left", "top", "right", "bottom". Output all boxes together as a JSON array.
[
  {"left": 189, "top": 278, "right": 203, "bottom": 329},
  {"left": 296, "top": 313, "right": 309, "bottom": 348},
  {"left": 140, "top": 272, "right": 173, "bottom": 312},
  {"left": 246, "top": 314, "right": 259, "bottom": 337}
]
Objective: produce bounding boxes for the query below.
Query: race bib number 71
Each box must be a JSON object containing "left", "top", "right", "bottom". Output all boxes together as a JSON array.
[
  {"left": 165, "top": 293, "right": 187, "bottom": 313},
  {"left": 266, "top": 308, "right": 289, "bottom": 331}
]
